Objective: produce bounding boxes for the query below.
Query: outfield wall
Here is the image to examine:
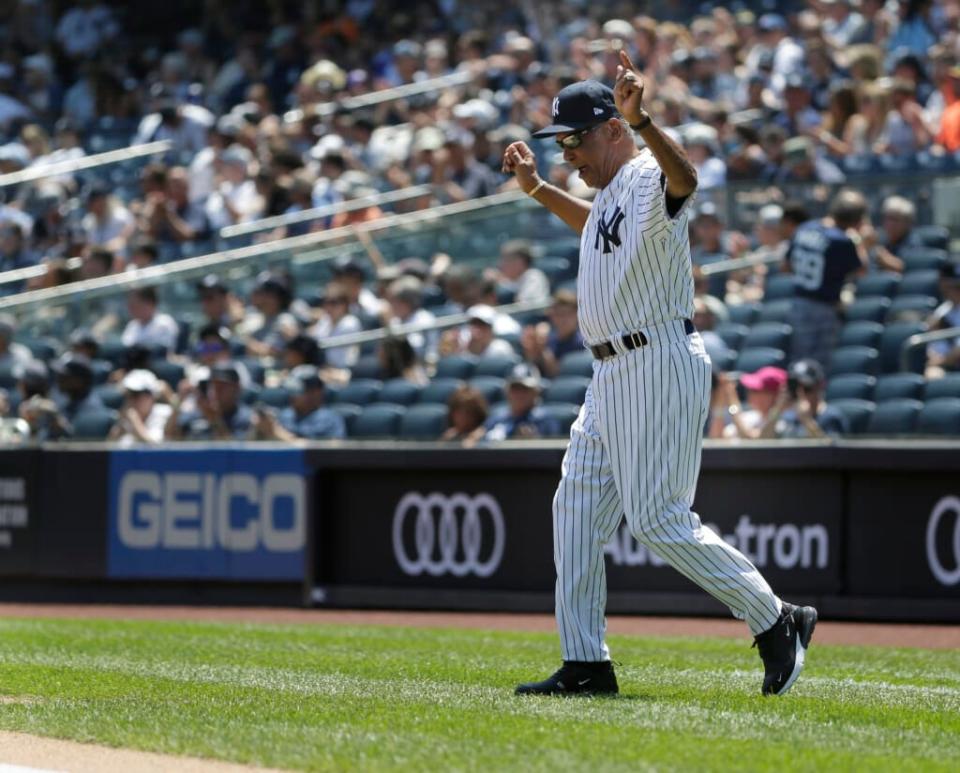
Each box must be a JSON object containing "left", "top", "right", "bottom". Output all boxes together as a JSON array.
[{"left": 1, "top": 442, "right": 958, "bottom": 621}]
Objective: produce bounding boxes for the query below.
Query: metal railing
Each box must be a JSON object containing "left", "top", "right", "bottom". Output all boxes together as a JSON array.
[
  {"left": 0, "top": 257, "right": 83, "bottom": 290},
  {"left": 0, "top": 141, "right": 172, "bottom": 188},
  {"left": 699, "top": 250, "right": 784, "bottom": 276},
  {"left": 901, "top": 326, "right": 960, "bottom": 371}
]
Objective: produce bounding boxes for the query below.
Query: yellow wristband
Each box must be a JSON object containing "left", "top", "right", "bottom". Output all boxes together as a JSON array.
[{"left": 527, "top": 180, "right": 547, "bottom": 198}]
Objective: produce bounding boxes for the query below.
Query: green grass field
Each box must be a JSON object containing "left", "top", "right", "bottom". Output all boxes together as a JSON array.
[{"left": 1, "top": 618, "right": 958, "bottom": 772}]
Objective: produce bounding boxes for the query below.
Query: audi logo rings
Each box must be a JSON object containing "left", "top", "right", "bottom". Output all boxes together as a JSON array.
[
  {"left": 927, "top": 495, "right": 960, "bottom": 587},
  {"left": 392, "top": 492, "right": 506, "bottom": 578}
]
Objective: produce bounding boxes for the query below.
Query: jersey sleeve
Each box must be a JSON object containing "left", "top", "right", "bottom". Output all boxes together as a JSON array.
[{"left": 634, "top": 154, "right": 696, "bottom": 233}]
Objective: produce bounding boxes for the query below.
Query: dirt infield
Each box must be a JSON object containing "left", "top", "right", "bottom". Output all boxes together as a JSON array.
[{"left": 1, "top": 603, "right": 959, "bottom": 649}]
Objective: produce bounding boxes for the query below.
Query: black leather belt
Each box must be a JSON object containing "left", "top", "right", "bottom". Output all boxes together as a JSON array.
[{"left": 589, "top": 318, "right": 695, "bottom": 360}]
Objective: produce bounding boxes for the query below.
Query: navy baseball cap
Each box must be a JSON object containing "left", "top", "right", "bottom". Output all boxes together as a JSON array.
[{"left": 532, "top": 80, "right": 620, "bottom": 138}]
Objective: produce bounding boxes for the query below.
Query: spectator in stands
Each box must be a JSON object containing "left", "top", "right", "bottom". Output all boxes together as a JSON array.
[
  {"left": 121, "top": 286, "right": 179, "bottom": 353},
  {"left": 55, "top": 1, "right": 119, "bottom": 61},
  {"left": 0, "top": 223, "right": 38, "bottom": 274},
  {"left": 774, "top": 75, "right": 823, "bottom": 137},
  {"left": 68, "top": 329, "right": 99, "bottom": 361},
  {"left": 189, "top": 324, "right": 252, "bottom": 388},
  {"left": 441, "top": 385, "right": 489, "bottom": 447},
  {"left": 775, "top": 136, "right": 845, "bottom": 184},
  {"left": 204, "top": 147, "right": 263, "bottom": 230},
  {"left": 476, "top": 279, "right": 523, "bottom": 335},
  {"left": 493, "top": 239, "right": 550, "bottom": 305},
  {"left": 521, "top": 289, "right": 583, "bottom": 378},
  {"left": 440, "top": 304, "right": 516, "bottom": 359},
  {"left": 785, "top": 190, "right": 866, "bottom": 367},
  {"left": 196, "top": 274, "right": 243, "bottom": 333},
  {"left": 377, "top": 336, "right": 428, "bottom": 386},
  {"left": 926, "top": 261, "right": 960, "bottom": 378},
  {"left": 80, "top": 247, "right": 115, "bottom": 280},
  {"left": 5, "top": 360, "right": 50, "bottom": 441},
  {"left": 483, "top": 364, "right": 560, "bottom": 441},
  {"left": 0, "top": 315, "right": 34, "bottom": 369},
  {"left": 432, "top": 130, "right": 500, "bottom": 203},
  {"left": 309, "top": 281, "right": 361, "bottom": 369},
  {"left": 81, "top": 181, "right": 135, "bottom": 256},
  {"left": 935, "top": 66, "right": 960, "bottom": 151},
  {"left": 127, "top": 239, "right": 161, "bottom": 271},
  {"left": 256, "top": 365, "right": 345, "bottom": 441},
  {"left": 683, "top": 124, "right": 726, "bottom": 190},
  {"left": 809, "top": 81, "right": 860, "bottom": 157},
  {"left": 107, "top": 369, "right": 171, "bottom": 446},
  {"left": 759, "top": 359, "right": 849, "bottom": 438},
  {"left": 716, "top": 366, "right": 787, "bottom": 440},
  {"left": 134, "top": 85, "right": 212, "bottom": 158},
  {"left": 166, "top": 361, "right": 253, "bottom": 440},
  {"left": 692, "top": 296, "right": 730, "bottom": 365},
  {"left": 384, "top": 276, "right": 436, "bottom": 360},
  {"left": 282, "top": 334, "right": 322, "bottom": 370},
  {"left": 143, "top": 166, "right": 210, "bottom": 250},
  {"left": 241, "top": 271, "right": 298, "bottom": 358},
  {"left": 877, "top": 77, "right": 934, "bottom": 156},
  {"left": 864, "top": 195, "right": 916, "bottom": 273},
  {"left": 50, "top": 352, "right": 103, "bottom": 431},
  {"left": 331, "top": 258, "right": 382, "bottom": 321}
]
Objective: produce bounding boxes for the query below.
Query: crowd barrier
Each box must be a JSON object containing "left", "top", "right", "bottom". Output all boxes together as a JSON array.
[{"left": 1, "top": 442, "right": 958, "bottom": 621}]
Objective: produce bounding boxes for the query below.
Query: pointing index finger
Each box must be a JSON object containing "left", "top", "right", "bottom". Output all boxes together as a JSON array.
[{"left": 618, "top": 49, "right": 639, "bottom": 74}]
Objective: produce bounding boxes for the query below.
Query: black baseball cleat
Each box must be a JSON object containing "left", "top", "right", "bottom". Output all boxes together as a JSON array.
[
  {"left": 515, "top": 660, "right": 619, "bottom": 696},
  {"left": 753, "top": 602, "right": 818, "bottom": 696}
]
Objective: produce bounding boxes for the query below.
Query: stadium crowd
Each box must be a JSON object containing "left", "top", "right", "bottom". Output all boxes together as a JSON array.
[{"left": 0, "top": 0, "right": 959, "bottom": 443}]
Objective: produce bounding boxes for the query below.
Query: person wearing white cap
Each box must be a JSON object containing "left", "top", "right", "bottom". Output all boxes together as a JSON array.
[
  {"left": 108, "top": 370, "right": 172, "bottom": 446},
  {"left": 442, "top": 304, "right": 515, "bottom": 359}
]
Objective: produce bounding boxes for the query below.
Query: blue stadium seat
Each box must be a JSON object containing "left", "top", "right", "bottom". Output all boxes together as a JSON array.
[
  {"left": 349, "top": 355, "right": 384, "bottom": 380},
  {"left": 866, "top": 398, "right": 922, "bottom": 435},
  {"left": 757, "top": 299, "right": 793, "bottom": 323},
  {"left": 241, "top": 385, "right": 261, "bottom": 405},
  {"left": 855, "top": 272, "right": 900, "bottom": 298},
  {"left": 714, "top": 322, "right": 749, "bottom": 352},
  {"left": 90, "top": 359, "right": 113, "bottom": 385},
  {"left": 71, "top": 409, "right": 118, "bottom": 440},
  {"left": 710, "top": 349, "right": 737, "bottom": 372},
  {"left": 352, "top": 403, "right": 406, "bottom": 438},
  {"left": 878, "top": 321, "right": 927, "bottom": 373},
  {"left": 239, "top": 358, "right": 265, "bottom": 385},
  {"left": 537, "top": 256, "right": 572, "bottom": 287},
  {"left": 909, "top": 225, "right": 949, "bottom": 250},
  {"left": 418, "top": 378, "right": 465, "bottom": 405},
  {"left": 330, "top": 404, "right": 362, "bottom": 435},
  {"left": 379, "top": 378, "right": 423, "bottom": 406},
  {"left": 468, "top": 376, "right": 506, "bottom": 405},
  {"left": 897, "top": 270, "right": 941, "bottom": 298},
  {"left": 845, "top": 296, "right": 891, "bottom": 323},
  {"left": 743, "top": 322, "right": 792, "bottom": 351},
  {"left": 259, "top": 386, "right": 290, "bottom": 408},
  {"left": 886, "top": 294, "right": 937, "bottom": 322},
  {"left": 898, "top": 246, "right": 947, "bottom": 272},
  {"left": 558, "top": 349, "right": 594, "bottom": 377},
  {"left": 150, "top": 359, "right": 185, "bottom": 388},
  {"left": 925, "top": 374, "right": 960, "bottom": 400},
  {"left": 95, "top": 385, "right": 124, "bottom": 410},
  {"left": 21, "top": 338, "right": 59, "bottom": 362},
  {"left": 842, "top": 154, "right": 882, "bottom": 176},
  {"left": 917, "top": 398, "right": 960, "bottom": 436},
  {"left": 873, "top": 373, "right": 925, "bottom": 402},
  {"left": 837, "top": 321, "right": 884, "bottom": 349},
  {"left": 727, "top": 303, "right": 761, "bottom": 326},
  {"left": 473, "top": 352, "right": 520, "bottom": 378},
  {"left": 762, "top": 274, "right": 796, "bottom": 301},
  {"left": 0, "top": 362, "right": 18, "bottom": 389},
  {"left": 98, "top": 338, "right": 127, "bottom": 367},
  {"left": 830, "top": 398, "right": 875, "bottom": 434},
  {"left": 825, "top": 374, "right": 876, "bottom": 401},
  {"left": 540, "top": 403, "right": 581, "bottom": 436},
  {"left": 435, "top": 354, "right": 478, "bottom": 380},
  {"left": 398, "top": 404, "right": 449, "bottom": 439},
  {"left": 543, "top": 376, "right": 590, "bottom": 405},
  {"left": 828, "top": 346, "right": 880, "bottom": 377},
  {"left": 336, "top": 379, "right": 383, "bottom": 406},
  {"left": 735, "top": 347, "right": 786, "bottom": 373}
]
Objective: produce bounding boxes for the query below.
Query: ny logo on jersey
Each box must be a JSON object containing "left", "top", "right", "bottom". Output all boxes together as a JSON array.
[{"left": 594, "top": 205, "right": 626, "bottom": 254}]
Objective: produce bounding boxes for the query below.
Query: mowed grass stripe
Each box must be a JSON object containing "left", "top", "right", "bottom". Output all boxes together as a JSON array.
[{"left": 0, "top": 618, "right": 958, "bottom": 772}]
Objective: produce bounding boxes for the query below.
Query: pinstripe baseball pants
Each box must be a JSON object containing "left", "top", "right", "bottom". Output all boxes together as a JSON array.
[{"left": 553, "top": 320, "right": 782, "bottom": 662}]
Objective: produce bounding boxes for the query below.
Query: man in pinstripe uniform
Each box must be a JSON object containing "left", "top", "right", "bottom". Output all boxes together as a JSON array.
[{"left": 503, "top": 51, "right": 817, "bottom": 697}]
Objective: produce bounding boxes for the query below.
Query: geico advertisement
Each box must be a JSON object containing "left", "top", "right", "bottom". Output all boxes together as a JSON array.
[{"left": 108, "top": 450, "right": 306, "bottom": 580}]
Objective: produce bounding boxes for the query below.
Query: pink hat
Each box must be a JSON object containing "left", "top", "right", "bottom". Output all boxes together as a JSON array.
[{"left": 740, "top": 366, "right": 787, "bottom": 392}]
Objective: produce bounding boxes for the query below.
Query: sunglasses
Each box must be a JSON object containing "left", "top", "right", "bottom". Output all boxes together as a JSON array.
[{"left": 555, "top": 123, "right": 602, "bottom": 150}]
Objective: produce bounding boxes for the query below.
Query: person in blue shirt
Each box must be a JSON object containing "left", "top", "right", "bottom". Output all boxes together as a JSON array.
[
  {"left": 784, "top": 189, "right": 866, "bottom": 368},
  {"left": 168, "top": 361, "right": 254, "bottom": 441},
  {"left": 255, "top": 365, "right": 345, "bottom": 441},
  {"left": 761, "top": 359, "right": 850, "bottom": 439},
  {"left": 483, "top": 364, "right": 561, "bottom": 441}
]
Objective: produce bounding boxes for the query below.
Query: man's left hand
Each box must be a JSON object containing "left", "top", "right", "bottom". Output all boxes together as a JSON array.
[{"left": 614, "top": 50, "right": 646, "bottom": 126}]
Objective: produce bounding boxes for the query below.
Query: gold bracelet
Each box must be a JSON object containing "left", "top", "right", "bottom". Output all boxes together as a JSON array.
[{"left": 527, "top": 179, "right": 547, "bottom": 198}]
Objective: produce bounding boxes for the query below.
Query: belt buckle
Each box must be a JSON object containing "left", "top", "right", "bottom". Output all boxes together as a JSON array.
[{"left": 628, "top": 331, "right": 647, "bottom": 348}]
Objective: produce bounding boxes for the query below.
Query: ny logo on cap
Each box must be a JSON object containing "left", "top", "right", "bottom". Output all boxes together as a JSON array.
[
  {"left": 552, "top": 96, "right": 560, "bottom": 119},
  {"left": 595, "top": 205, "right": 625, "bottom": 255}
]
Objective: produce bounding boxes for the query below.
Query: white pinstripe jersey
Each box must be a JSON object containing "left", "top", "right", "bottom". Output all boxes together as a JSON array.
[{"left": 577, "top": 150, "right": 696, "bottom": 344}]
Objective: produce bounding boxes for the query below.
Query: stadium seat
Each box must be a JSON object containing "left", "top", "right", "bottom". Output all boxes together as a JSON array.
[
  {"left": 873, "top": 373, "right": 925, "bottom": 402},
  {"left": 95, "top": 385, "right": 124, "bottom": 410},
  {"left": 898, "top": 246, "right": 947, "bottom": 271},
  {"left": 351, "top": 403, "right": 406, "bottom": 438},
  {"left": 240, "top": 358, "right": 265, "bottom": 385},
  {"left": 866, "top": 398, "right": 922, "bottom": 435},
  {"left": 71, "top": 409, "right": 118, "bottom": 440},
  {"left": 886, "top": 294, "right": 937, "bottom": 321},
  {"left": 336, "top": 379, "right": 383, "bottom": 406},
  {"left": 845, "top": 296, "right": 891, "bottom": 323},
  {"left": 258, "top": 386, "right": 290, "bottom": 409},
  {"left": 398, "top": 404, "right": 449, "bottom": 439},
  {"left": 762, "top": 274, "right": 796, "bottom": 301},
  {"left": 711, "top": 349, "right": 737, "bottom": 371},
  {"left": 473, "top": 352, "right": 520, "bottom": 378},
  {"left": 897, "top": 270, "right": 941, "bottom": 298},
  {"left": 330, "top": 404, "right": 362, "bottom": 435},
  {"left": 537, "top": 256, "right": 572, "bottom": 286},
  {"left": 468, "top": 376, "right": 506, "bottom": 405},
  {"left": 837, "top": 321, "right": 884, "bottom": 349},
  {"left": 825, "top": 374, "right": 876, "bottom": 401},
  {"left": 910, "top": 225, "right": 949, "bottom": 250},
  {"left": 917, "top": 398, "right": 960, "bottom": 436},
  {"left": 855, "top": 272, "right": 900, "bottom": 298},
  {"left": 418, "top": 378, "right": 465, "bottom": 405},
  {"left": 543, "top": 376, "right": 590, "bottom": 405},
  {"left": 150, "top": 359, "right": 185, "bottom": 388},
  {"left": 90, "top": 359, "right": 113, "bottom": 385},
  {"left": 830, "top": 398, "right": 875, "bottom": 434},
  {"left": 925, "top": 374, "right": 960, "bottom": 400},
  {"left": 378, "top": 378, "right": 423, "bottom": 406},
  {"left": 435, "top": 354, "right": 478, "bottom": 380},
  {"left": 714, "top": 322, "right": 749, "bottom": 352},
  {"left": 0, "top": 362, "right": 18, "bottom": 389},
  {"left": 878, "top": 321, "right": 927, "bottom": 373},
  {"left": 540, "top": 403, "right": 581, "bottom": 436},
  {"left": 500, "top": 331, "right": 523, "bottom": 355},
  {"left": 98, "top": 338, "right": 126, "bottom": 367},
  {"left": 828, "top": 346, "right": 880, "bottom": 377},
  {"left": 743, "top": 322, "right": 792, "bottom": 351},
  {"left": 757, "top": 299, "right": 793, "bottom": 323},
  {"left": 21, "top": 338, "right": 58, "bottom": 362},
  {"left": 349, "top": 355, "right": 384, "bottom": 380},
  {"left": 735, "top": 347, "right": 786, "bottom": 373},
  {"left": 727, "top": 302, "right": 761, "bottom": 326},
  {"left": 558, "top": 349, "right": 595, "bottom": 377},
  {"left": 241, "top": 385, "right": 261, "bottom": 405}
]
